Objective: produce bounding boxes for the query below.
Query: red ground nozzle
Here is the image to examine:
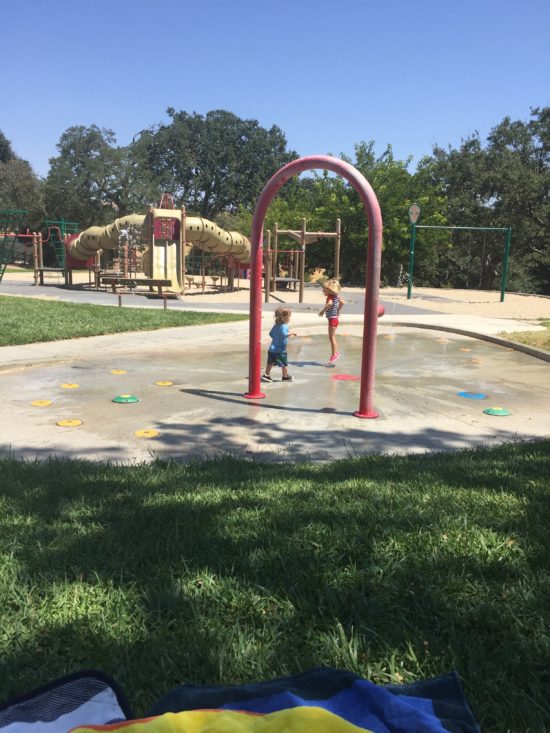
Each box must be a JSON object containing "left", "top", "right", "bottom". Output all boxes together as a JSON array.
[{"left": 353, "top": 410, "right": 380, "bottom": 419}]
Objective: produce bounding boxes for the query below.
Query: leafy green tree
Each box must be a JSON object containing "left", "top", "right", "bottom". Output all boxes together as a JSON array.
[
  {"left": 44, "top": 125, "right": 129, "bottom": 227},
  {"left": 44, "top": 113, "right": 296, "bottom": 227},
  {"left": 259, "top": 143, "right": 446, "bottom": 286},
  {"left": 0, "top": 131, "right": 16, "bottom": 164},
  {"left": 0, "top": 131, "right": 45, "bottom": 227},
  {"left": 419, "top": 107, "right": 550, "bottom": 293},
  {"left": 344, "top": 142, "right": 447, "bottom": 286},
  {"left": 123, "top": 130, "right": 166, "bottom": 212},
  {"left": 484, "top": 107, "right": 550, "bottom": 292},
  {"left": 417, "top": 135, "right": 512, "bottom": 290},
  {"left": 140, "top": 109, "right": 296, "bottom": 218}
]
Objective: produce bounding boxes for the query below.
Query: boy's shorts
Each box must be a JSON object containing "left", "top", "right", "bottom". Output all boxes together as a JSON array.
[
  {"left": 267, "top": 350, "right": 288, "bottom": 367},
  {"left": 328, "top": 317, "right": 339, "bottom": 327}
]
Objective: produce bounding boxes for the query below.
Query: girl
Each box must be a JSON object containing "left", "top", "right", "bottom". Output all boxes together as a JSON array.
[{"left": 318, "top": 278, "right": 344, "bottom": 363}]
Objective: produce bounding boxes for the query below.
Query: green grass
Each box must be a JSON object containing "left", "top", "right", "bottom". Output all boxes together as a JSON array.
[
  {"left": 1, "top": 441, "right": 549, "bottom": 730},
  {"left": 0, "top": 295, "right": 247, "bottom": 346},
  {"left": 500, "top": 319, "right": 550, "bottom": 352},
  {"left": 2, "top": 267, "right": 32, "bottom": 274}
]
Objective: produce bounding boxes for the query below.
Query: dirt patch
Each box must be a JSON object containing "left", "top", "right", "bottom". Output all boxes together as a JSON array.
[{"left": 380, "top": 287, "right": 550, "bottom": 320}]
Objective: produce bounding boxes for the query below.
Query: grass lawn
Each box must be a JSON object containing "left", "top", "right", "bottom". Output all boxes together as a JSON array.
[
  {"left": 0, "top": 441, "right": 549, "bottom": 731},
  {"left": 0, "top": 295, "right": 247, "bottom": 346},
  {"left": 500, "top": 319, "right": 550, "bottom": 352}
]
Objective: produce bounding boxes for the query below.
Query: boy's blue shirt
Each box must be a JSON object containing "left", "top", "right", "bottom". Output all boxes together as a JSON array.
[{"left": 269, "top": 323, "right": 289, "bottom": 352}]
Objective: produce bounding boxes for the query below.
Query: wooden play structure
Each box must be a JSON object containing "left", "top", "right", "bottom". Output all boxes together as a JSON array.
[
  {"left": 67, "top": 197, "right": 251, "bottom": 297},
  {"left": 4, "top": 196, "right": 250, "bottom": 298},
  {"left": 3, "top": 205, "right": 342, "bottom": 304},
  {"left": 0, "top": 211, "right": 84, "bottom": 287},
  {"left": 264, "top": 218, "right": 341, "bottom": 303}
]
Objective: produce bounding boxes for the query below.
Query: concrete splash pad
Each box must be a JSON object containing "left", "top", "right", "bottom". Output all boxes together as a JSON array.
[{"left": 1, "top": 323, "right": 549, "bottom": 462}]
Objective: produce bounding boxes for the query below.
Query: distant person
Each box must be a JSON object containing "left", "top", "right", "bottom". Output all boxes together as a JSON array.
[
  {"left": 261, "top": 306, "right": 297, "bottom": 382},
  {"left": 318, "top": 278, "right": 345, "bottom": 364}
]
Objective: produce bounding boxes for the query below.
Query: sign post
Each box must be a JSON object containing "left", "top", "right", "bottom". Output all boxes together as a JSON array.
[{"left": 407, "top": 204, "right": 420, "bottom": 300}]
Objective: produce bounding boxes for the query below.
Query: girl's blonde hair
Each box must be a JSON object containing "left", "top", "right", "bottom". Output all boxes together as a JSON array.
[
  {"left": 274, "top": 306, "right": 292, "bottom": 324},
  {"left": 323, "top": 278, "right": 341, "bottom": 295}
]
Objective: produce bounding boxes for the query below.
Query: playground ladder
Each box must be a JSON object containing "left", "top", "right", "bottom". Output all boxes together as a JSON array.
[
  {"left": 48, "top": 227, "right": 66, "bottom": 269},
  {"left": 43, "top": 219, "right": 79, "bottom": 269}
]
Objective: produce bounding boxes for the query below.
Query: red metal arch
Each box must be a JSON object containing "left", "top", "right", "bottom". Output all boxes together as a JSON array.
[{"left": 245, "top": 155, "right": 383, "bottom": 418}]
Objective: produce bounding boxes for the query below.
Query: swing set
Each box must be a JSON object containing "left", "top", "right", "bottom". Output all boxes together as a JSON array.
[{"left": 406, "top": 204, "right": 512, "bottom": 302}]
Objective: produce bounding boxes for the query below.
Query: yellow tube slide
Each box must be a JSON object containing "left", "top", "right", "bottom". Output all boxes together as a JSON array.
[
  {"left": 70, "top": 215, "right": 146, "bottom": 259},
  {"left": 69, "top": 210, "right": 251, "bottom": 290}
]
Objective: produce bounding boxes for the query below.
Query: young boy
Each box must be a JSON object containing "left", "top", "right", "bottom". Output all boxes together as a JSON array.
[
  {"left": 318, "top": 278, "right": 345, "bottom": 363},
  {"left": 261, "top": 306, "right": 297, "bottom": 382}
]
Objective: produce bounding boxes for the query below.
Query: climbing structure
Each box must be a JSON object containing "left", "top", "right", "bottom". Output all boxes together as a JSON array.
[
  {"left": 69, "top": 207, "right": 251, "bottom": 293},
  {"left": 43, "top": 219, "right": 79, "bottom": 268},
  {"left": 0, "top": 209, "right": 28, "bottom": 284}
]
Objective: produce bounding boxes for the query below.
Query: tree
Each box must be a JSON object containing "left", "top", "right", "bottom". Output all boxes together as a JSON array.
[
  {"left": 140, "top": 109, "right": 296, "bottom": 218},
  {"left": 345, "top": 142, "right": 448, "bottom": 286},
  {"left": 418, "top": 107, "right": 550, "bottom": 293},
  {"left": 484, "top": 107, "right": 550, "bottom": 292},
  {"left": 44, "top": 126, "right": 128, "bottom": 227},
  {"left": 265, "top": 143, "right": 445, "bottom": 286},
  {"left": 0, "top": 131, "right": 45, "bottom": 227},
  {"left": 0, "top": 131, "right": 16, "bottom": 164}
]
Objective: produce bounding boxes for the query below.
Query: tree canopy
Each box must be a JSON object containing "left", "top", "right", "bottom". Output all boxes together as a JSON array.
[
  {"left": 0, "top": 131, "right": 44, "bottom": 226},
  {"left": 0, "top": 131, "right": 16, "bottom": 164},
  {"left": 133, "top": 109, "right": 295, "bottom": 218},
  {"left": 43, "top": 112, "right": 296, "bottom": 227},
  {"left": 44, "top": 126, "right": 127, "bottom": 227},
  {"left": 418, "top": 107, "right": 549, "bottom": 292}
]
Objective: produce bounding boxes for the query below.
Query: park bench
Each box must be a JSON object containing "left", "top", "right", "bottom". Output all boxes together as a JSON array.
[
  {"left": 99, "top": 275, "right": 172, "bottom": 296},
  {"left": 37, "top": 267, "right": 67, "bottom": 285},
  {"left": 272, "top": 276, "right": 300, "bottom": 290}
]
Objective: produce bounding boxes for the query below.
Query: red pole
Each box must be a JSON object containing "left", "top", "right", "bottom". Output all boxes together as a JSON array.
[
  {"left": 244, "top": 205, "right": 267, "bottom": 399},
  {"left": 244, "top": 155, "right": 383, "bottom": 418}
]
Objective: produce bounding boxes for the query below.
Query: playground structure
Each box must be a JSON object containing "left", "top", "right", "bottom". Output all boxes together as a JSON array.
[
  {"left": 2, "top": 203, "right": 344, "bottom": 303},
  {"left": 0, "top": 209, "right": 29, "bottom": 284},
  {"left": 36, "top": 222, "right": 82, "bottom": 285},
  {"left": 264, "top": 218, "right": 341, "bottom": 303},
  {"left": 0, "top": 211, "right": 86, "bottom": 286},
  {"left": 0, "top": 201, "right": 252, "bottom": 297},
  {"left": 68, "top": 202, "right": 252, "bottom": 296}
]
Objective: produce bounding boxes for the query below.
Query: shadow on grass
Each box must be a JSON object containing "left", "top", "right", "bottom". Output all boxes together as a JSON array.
[{"left": 0, "top": 440, "right": 549, "bottom": 731}]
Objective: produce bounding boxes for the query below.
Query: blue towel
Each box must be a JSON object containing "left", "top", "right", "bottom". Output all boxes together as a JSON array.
[{"left": 150, "top": 666, "right": 480, "bottom": 733}]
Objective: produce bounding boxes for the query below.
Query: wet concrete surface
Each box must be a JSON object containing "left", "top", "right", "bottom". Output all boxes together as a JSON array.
[{"left": 1, "top": 323, "right": 548, "bottom": 463}]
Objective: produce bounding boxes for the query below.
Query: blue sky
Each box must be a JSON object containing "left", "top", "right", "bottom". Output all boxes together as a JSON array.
[{"left": 2, "top": 0, "right": 549, "bottom": 177}]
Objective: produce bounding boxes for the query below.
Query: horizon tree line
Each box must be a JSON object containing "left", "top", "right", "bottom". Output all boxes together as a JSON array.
[{"left": 0, "top": 106, "right": 548, "bottom": 293}]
